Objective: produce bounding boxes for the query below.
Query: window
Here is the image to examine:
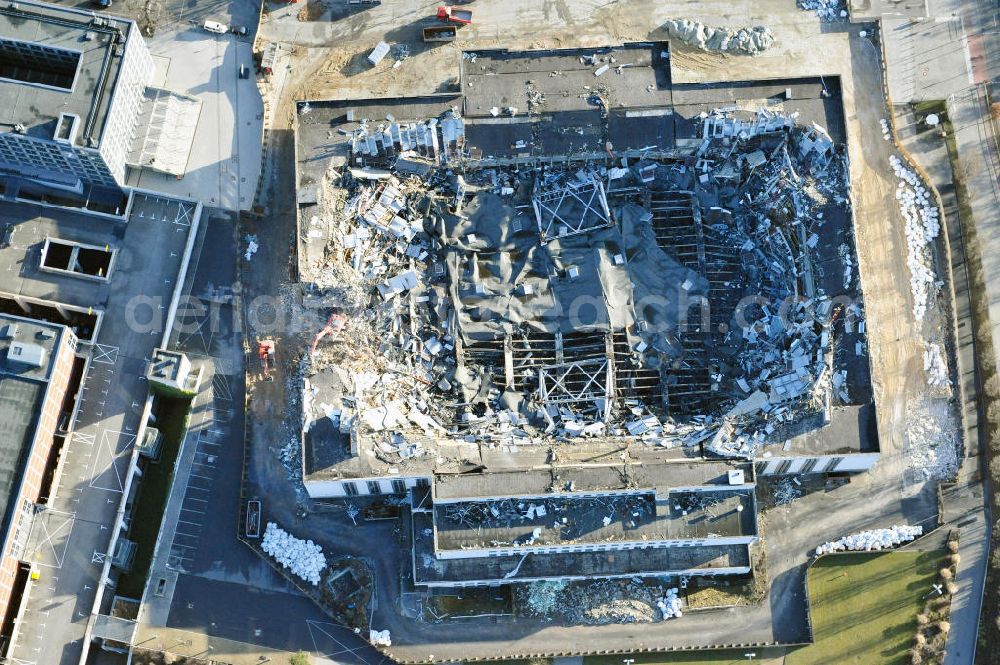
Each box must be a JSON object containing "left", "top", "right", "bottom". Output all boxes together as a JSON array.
[
  {"left": 0, "top": 38, "right": 82, "bottom": 91},
  {"left": 824, "top": 457, "right": 845, "bottom": 473},
  {"left": 366, "top": 480, "right": 382, "bottom": 495},
  {"left": 775, "top": 459, "right": 793, "bottom": 475},
  {"left": 800, "top": 458, "right": 819, "bottom": 474},
  {"left": 342, "top": 481, "right": 358, "bottom": 496},
  {"left": 391, "top": 479, "right": 407, "bottom": 494},
  {"left": 416, "top": 478, "right": 430, "bottom": 488}
]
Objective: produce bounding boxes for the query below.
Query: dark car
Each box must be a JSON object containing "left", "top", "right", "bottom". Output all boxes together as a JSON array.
[
  {"left": 231, "top": 25, "right": 248, "bottom": 35},
  {"left": 239, "top": 64, "right": 250, "bottom": 79}
]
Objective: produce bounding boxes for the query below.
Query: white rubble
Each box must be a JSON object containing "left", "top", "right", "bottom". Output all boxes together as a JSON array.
[
  {"left": 657, "top": 587, "right": 683, "bottom": 620},
  {"left": 905, "top": 396, "right": 959, "bottom": 480},
  {"left": 663, "top": 19, "right": 775, "bottom": 56},
  {"left": 261, "top": 522, "right": 327, "bottom": 585},
  {"left": 245, "top": 234, "right": 259, "bottom": 261},
  {"left": 369, "top": 629, "right": 392, "bottom": 646},
  {"left": 890, "top": 155, "right": 940, "bottom": 321},
  {"left": 880, "top": 118, "right": 892, "bottom": 141},
  {"left": 815, "top": 525, "right": 923, "bottom": 555},
  {"left": 797, "top": 0, "right": 847, "bottom": 22},
  {"left": 924, "top": 342, "right": 950, "bottom": 389}
]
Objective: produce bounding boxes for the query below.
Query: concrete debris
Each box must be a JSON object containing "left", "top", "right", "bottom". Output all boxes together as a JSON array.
[
  {"left": 796, "top": 0, "right": 847, "bottom": 22},
  {"left": 299, "top": 104, "right": 860, "bottom": 465},
  {"left": 245, "top": 234, "right": 259, "bottom": 261},
  {"left": 879, "top": 118, "right": 891, "bottom": 141},
  {"left": 890, "top": 155, "right": 940, "bottom": 321},
  {"left": 924, "top": 342, "right": 950, "bottom": 389},
  {"left": 657, "top": 588, "right": 683, "bottom": 619},
  {"left": 772, "top": 477, "right": 801, "bottom": 505},
  {"left": 369, "top": 629, "right": 392, "bottom": 646},
  {"left": 905, "top": 396, "right": 959, "bottom": 480},
  {"left": 663, "top": 19, "right": 775, "bottom": 56},
  {"left": 814, "top": 525, "right": 923, "bottom": 555},
  {"left": 516, "top": 579, "right": 684, "bottom": 624},
  {"left": 524, "top": 580, "right": 568, "bottom": 614},
  {"left": 261, "top": 522, "right": 327, "bottom": 585}
]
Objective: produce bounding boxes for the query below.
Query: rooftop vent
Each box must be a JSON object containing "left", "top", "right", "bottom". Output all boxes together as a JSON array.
[{"left": 8, "top": 342, "right": 46, "bottom": 368}]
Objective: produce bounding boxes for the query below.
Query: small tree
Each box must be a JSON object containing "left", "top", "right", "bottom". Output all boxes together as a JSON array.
[
  {"left": 950, "top": 553, "right": 961, "bottom": 566},
  {"left": 945, "top": 581, "right": 958, "bottom": 595},
  {"left": 938, "top": 620, "right": 951, "bottom": 634},
  {"left": 947, "top": 540, "right": 960, "bottom": 554},
  {"left": 290, "top": 651, "right": 311, "bottom": 665},
  {"left": 939, "top": 568, "right": 953, "bottom": 581},
  {"left": 917, "top": 613, "right": 930, "bottom": 626},
  {"left": 910, "top": 648, "right": 923, "bottom": 665}
]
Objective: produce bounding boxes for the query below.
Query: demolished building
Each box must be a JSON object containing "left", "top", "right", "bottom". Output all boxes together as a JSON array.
[{"left": 292, "top": 46, "right": 876, "bottom": 598}]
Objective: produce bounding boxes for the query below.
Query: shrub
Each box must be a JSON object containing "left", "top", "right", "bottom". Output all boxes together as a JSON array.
[
  {"left": 939, "top": 621, "right": 951, "bottom": 634},
  {"left": 945, "top": 581, "right": 958, "bottom": 595},
  {"left": 940, "top": 568, "right": 953, "bottom": 581},
  {"left": 290, "top": 652, "right": 311, "bottom": 665},
  {"left": 917, "top": 613, "right": 930, "bottom": 626},
  {"left": 948, "top": 540, "right": 960, "bottom": 553}
]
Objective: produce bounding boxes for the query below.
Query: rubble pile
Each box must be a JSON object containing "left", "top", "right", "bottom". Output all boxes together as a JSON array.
[
  {"left": 657, "top": 588, "right": 683, "bottom": 619},
  {"left": 442, "top": 494, "right": 655, "bottom": 548},
  {"left": 261, "top": 522, "right": 327, "bottom": 585},
  {"left": 299, "top": 105, "right": 863, "bottom": 466},
  {"left": 369, "top": 629, "right": 392, "bottom": 646},
  {"left": 924, "top": 342, "right": 950, "bottom": 389},
  {"left": 517, "top": 579, "right": 684, "bottom": 624},
  {"left": 814, "top": 525, "right": 923, "bottom": 555},
  {"left": 772, "top": 478, "right": 802, "bottom": 505},
  {"left": 905, "top": 396, "right": 959, "bottom": 480},
  {"left": 890, "top": 155, "right": 941, "bottom": 321},
  {"left": 523, "top": 580, "right": 568, "bottom": 614},
  {"left": 797, "top": 0, "right": 847, "bottom": 21},
  {"left": 663, "top": 20, "right": 775, "bottom": 56}
]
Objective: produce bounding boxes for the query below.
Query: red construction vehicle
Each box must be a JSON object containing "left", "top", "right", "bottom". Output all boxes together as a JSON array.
[
  {"left": 258, "top": 339, "right": 275, "bottom": 381},
  {"left": 310, "top": 312, "right": 346, "bottom": 356},
  {"left": 436, "top": 6, "right": 472, "bottom": 25}
]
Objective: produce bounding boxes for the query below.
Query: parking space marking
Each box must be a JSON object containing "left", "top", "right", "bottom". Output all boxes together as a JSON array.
[
  {"left": 88, "top": 430, "right": 135, "bottom": 493},
  {"left": 92, "top": 344, "right": 120, "bottom": 365},
  {"left": 212, "top": 372, "right": 233, "bottom": 401},
  {"left": 306, "top": 621, "right": 375, "bottom": 663},
  {"left": 24, "top": 510, "right": 76, "bottom": 569}
]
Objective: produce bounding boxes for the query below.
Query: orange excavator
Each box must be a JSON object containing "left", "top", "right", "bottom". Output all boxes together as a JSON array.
[
  {"left": 258, "top": 338, "right": 275, "bottom": 381},
  {"left": 310, "top": 312, "right": 346, "bottom": 356}
]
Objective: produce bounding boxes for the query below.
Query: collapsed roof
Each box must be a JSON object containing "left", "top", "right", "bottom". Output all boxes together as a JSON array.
[{"left": 300, "top": 103, "right": 866, "bottom": 469}]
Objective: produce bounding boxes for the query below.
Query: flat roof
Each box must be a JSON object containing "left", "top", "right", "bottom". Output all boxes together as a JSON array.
[
  {"left": 434, "top": 488, "right": 755, "bottom": 551},
  {"left": 413, "top": 512, "right": 750, "bottom": 585},
  {"left": 0, "top": 312, "right": 67, "bottom": 542},
  {"left": 0, "top": 1, "right": 138, "bottom": 149}
]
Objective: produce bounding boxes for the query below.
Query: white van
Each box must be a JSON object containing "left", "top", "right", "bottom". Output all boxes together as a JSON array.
[{"left": 203, "top": 20, "right": 228, "bottom": 34}]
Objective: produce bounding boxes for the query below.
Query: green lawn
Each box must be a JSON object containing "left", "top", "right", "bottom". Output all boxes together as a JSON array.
[
  {"left": 586, "top": 650, "right": 782, "bottom": 665},
  {"left": 579, "top": 550, "right": 940, "bottom": 665},
  {"left": 786, "top": 551, "right": 942, "bottom": 665}
]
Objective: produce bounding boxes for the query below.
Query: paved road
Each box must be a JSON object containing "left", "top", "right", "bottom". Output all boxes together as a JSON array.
[
  {"left": 131, "top": 208, "right": 388, "bottom": 664},
  {"left": 124, "top": 0, "right": 264, "bottom": 211},
  {"left": 7, "top": 195, "right": 199, "bottom": 665}
]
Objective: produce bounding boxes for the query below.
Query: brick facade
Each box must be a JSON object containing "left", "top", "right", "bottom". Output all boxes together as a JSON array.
[{"left": 0, "top": 327, "right": 76, "bottom": 622}]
